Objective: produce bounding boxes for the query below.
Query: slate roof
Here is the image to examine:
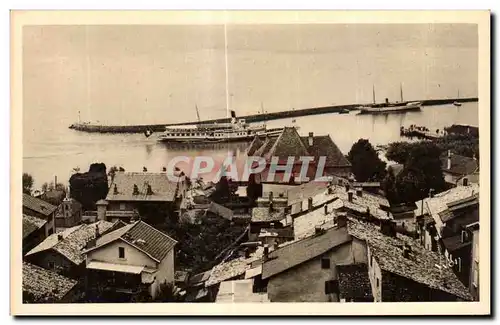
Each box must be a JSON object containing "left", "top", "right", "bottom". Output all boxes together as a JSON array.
[
  {"left": 337, "top": 264, "right": 373, "bottom": 300},
  {"left": 261, "top": 226, "right": 352, "bottom": 280},
  {"left": 106, "top": 172, "right": 178, "bottom": 202},
  {"left": 251, "top": 207, "right": 286, "bottom": 223},
  {"left": 23, "top": 193, "right": 58, "bottom": 216},
  {"left": 26, "top": 221, "right": 116, "bottom": 265},
  {"left": 23, "top": 214, "right": 47, "bottom": 239},
  {"left": 247, "top": 136, "right": 264, "bottom": 156},
  {"left": 347, "top": 218, "right": 472, "bottom": 301},
  {"left": 292, "top": 202, "right": 343, "bottom": 240},
  {"left": 22, "top": 262, "right": 78, "bottom": 302},
  {"left": 206, "top": 202, "right": 234, "bottom": 221},
  {"left": 441, "top": 153, "right": 479, "bottom": 176},
  {"left": 263, "top": 127, "right": 310, "bottom": 162},
  {"left": 205, "top": 247, "right": 264, "bottom": 287},
  {"left": 300, "top": 135, "right": 352, "bottom": 167},
  {"left": 87, "top": 221, "right": 177, "bottom": 262},
  {"left": 253, "top": 136, "right": 278, "bottom": 157}
]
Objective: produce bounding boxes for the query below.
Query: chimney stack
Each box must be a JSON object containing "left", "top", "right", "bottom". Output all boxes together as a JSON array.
[
  {"left": 356, "top": 188, "right": 363, "bottom": 197},
  {"left": 113, "top": 184, "right": 118, "bottom": 195},
  {"left": 162, "top": 167, "right": 167, "bottom": 172},
  {"left": 347, "top": 191, "right": 353, "bottom": 202},
  {"left": 308, "top": 197, "right": 313, "bottom": 211},
  {"left": 263, "top": 245, "right": 269, "bottom": 262},
  {"left": 315, "top": 226, "right": 324, "bottom": 235},
  {"left": 336, "top": 213, "right": 347, "bottom": 228},
  {"left": 57, "top": 234, "right": 63, "bottom": 241},
  {"left": 268, "top": 191, "right": 273, "bottom": 203},
  {"left": 143, "top": 166, "right": 148, "bottom": 172},
  {"left": 133, "top": 184, "right": 139, "bottom": 195},
  {"left": 463, "top": 177, "right": 468, "bottom": 186},
  {"left": 95, "top": 224, "right": 100, "bottom": 238},
  {"left": 324, "top": 204, "right": 328, "bottom": 215},
  {"left": 146, "top": 184, "right": 153, "bottom": 195},
  {"left": 327, "top": 186, "right": 333, "bottom": 195},
  {"left": 447, "top": 150, "right": 452, "bottom": 170},
  {"left": 268, "top": 201, "right": 274, "bottom": 213},
  {"left": 308, "top": 132, "right": 314, "bottom": 146},
  {"left": 345, "top": 184, "right": 350, "bottom": 192}
]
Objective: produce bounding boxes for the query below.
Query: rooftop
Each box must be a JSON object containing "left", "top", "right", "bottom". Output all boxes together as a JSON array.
[
  {"left": 441, "top": 152, "right": 479, "bottom": 176},
  {"left": 87, "top": 220, "right": 177, "bottom": 262},
  {"left": 106, "top": 172, "right": 178, "bottom": 202},
  {"left": 299, "top": 134, "right": 352, "bottom": 168},
  {"left": 251, "top": 207, "right": 286, "bottom": 223},
  {"left": 247, "top": 136, "right": 264, "bottom": 156},
  {"left": 347, "top": 218, "right": 472, "bottom": 301},
  {"left": 22, "top": 262, "right": 78, "bottom": 302},
  {"left": 23, "top": 214, "right": 47, "bottom": 239},
  {"left": 205, "top": 247, "right": 264, "bottom": 287},
  {"left": 261, "top": 226, "right": 352, "bottom": 280},
  {"left": 216, "top": 279, "right": 270, "bottom": 303},
  {"left": 442, "top": 234, "right": 472, "bottom": 253},
  {"left": 292, "top": 201, "right": 343, "bottom": 240},
  {"left": 26, "top": 221, "right": 116, "bottom": 265},
  {"left": 205, "top": 202, "right": 234, "bottom": 221},
  {"left": 337, "top": 264, "right": 373, "bottom": 301},
  {"left": 23, "top": 193, "right": 58, "bottom": 216}
]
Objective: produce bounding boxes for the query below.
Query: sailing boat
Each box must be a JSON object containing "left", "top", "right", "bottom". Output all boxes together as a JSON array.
[
  {"left": 357, "top": 83, "right": 422, "bottom": 115},
  {"left": 453, "top": 90, "right": 462, "bottom": 107}
]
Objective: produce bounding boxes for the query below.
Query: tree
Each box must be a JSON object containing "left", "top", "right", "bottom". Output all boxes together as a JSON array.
[
  {"left": 394, "top": 142, "right": 446, "bottom": 203},
  {"left": 347, "top": 139, "right": 387, "bottom": 182},
  {"left": 382, "top": 168, "right": 400, "bottom": 204},
  {"left": 22, "top": 173, "right": 34, "bottom": 195},
  {"left": 69, "top": 163, "right": 109, "bottom": 211},
  {"left": 385, "top": 141, "right": 413, "bottom": 164}
]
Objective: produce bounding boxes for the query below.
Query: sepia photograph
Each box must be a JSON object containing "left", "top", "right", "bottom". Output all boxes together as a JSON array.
[{"left": 10, "top": 10, "right": 490, "bottom": 315}]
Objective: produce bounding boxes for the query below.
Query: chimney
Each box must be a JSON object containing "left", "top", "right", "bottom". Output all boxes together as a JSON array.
[
  {"left": 429, "top": 189, "right": 435, "bottom": 198},
  {"left": 380, "top": 220, "right": 397, "bottom": 238},
  {"left": 327, "top": 186, "right": 333, "bottom": 195},
  {"left": 461, "top": 230, "right": 467, "bottom": 243},
  {"left": 314, "top": 226, "right": 324, "bottom": 235},
  {"left": 95, "top": 224, "right": 100, "bottom": 238},
  {"left": 268, "top": 201, "right": 274, "bottom": 213},
  {"left": 324, "top": 204, "right": 328, "bottom": 215},
  {"left": 263, "top": 245, "right": 269, "bottom": 262},
  {"left": 96, "top": 200, "right": 108, "bottom": 221},
  {"left": 146, "top": 184, "right": 153, "bottom": 195},
  {"left": 347, "top": 191, "right": 353, "bottom": 202},
  {"left": 133, "top": 184, "right": 139, "bottom": 195},
  {"left": 336, "top": 213, "right": 347, "bottom": 228},
  {"left": 162, "top": 167, "right": 167, "bottom": 172},
  {"left": 308, "top": 197, "right": 313, "bottom": 211},
  {"left": 55, "top": 175, "right": 58, "bottom": 188},
  {"left": 385, "top": 98, "right": 389, "bottom": 104},
  {"left": 462, "top": 177, "right": 468, "bottom": 186},
  {"left": 143, "top": 166, "right": 148, "bottom": 172},
  {"left": 57, "top": 234, "right": 64, "bottom": 241},
  {"left": 308, "top": 132, "right": 314, "bottom": 146},
  {"left": 345, "top": 184, "right": 350, "bottom": 192},
  {"left": 268, "top": 191, "right": 273, "bottom": 203},
  {"left": 447, "top": 150, "right": 452, "bottom": 170},
  {"left": 113, "top": 184, "right": 118, "bottom": 195},
  {"left": 356, "top": 188, "right": 363, "bottom": 197}
]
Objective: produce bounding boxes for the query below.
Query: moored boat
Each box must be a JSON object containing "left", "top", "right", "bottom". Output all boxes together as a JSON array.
[{"left": 357, "top": 83, "right": 422, "bottom": 115}]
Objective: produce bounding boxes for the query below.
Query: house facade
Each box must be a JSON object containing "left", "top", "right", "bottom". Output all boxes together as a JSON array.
[
  {"left": 55, "top": 197, "right": 83, "bottom": 229},
  {"left": 23, "top": 193, "right": 58, "bottom": 236},
  {"left": 22, "top": 214, "right": 48, "bottom": 255},
  {"left": 440, "top": 150, "right": 479, "bottom": 187},
  {"left": 84, "top": 220, "right": 177, "bottom": 300}
]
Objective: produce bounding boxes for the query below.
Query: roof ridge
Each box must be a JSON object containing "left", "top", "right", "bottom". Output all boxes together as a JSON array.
[{"left": 134, "top": 220, "right": 178, "bottom": 244}]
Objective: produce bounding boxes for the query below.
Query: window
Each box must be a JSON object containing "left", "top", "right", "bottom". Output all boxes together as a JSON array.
[
  {"left": 376, "top": 278, "right": 380, "bottom": 288},
  {"left": 324, "top": 280, "right": 339, "bottom": 295},
  {"left": 119, "top": 247, "right": 125, "bottom": 259},
  {"left": 48, "top": 262, "right": 55, "bottom": 270},
  {"left": 321, "top": 258, "right": 331, "bottom": 269}
]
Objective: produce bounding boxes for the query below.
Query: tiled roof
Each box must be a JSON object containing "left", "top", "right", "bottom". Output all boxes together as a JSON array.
[
  {"left": 251, "top": 207, "right": 286, "bottom": 222},
  {"left": 205, "top": 247, "right": 264, "bottom": 287},
  {"left": 347, "top": 218, "right": 472, "bottom": 301},
  {"left": 216, "top": 279, "right": 270, "bottom": 303},
  {"left": 441, "top": 153, "right": 478, "bottom": 176},
  {"left": 23, "top": 193, "right": 58, "bottom": 216},
  {"left": 22, "top": 262, "right": 78, "bottom": 302},
  {"left": 300, "top": 135, "right": 352, "bottom": 167},
  {"left": 458, "top": 172, "right": 480, "bottom": 185},
  {"left": 261, "top": 226, "right": 352, "bottom": 280},
  {"left": 417, "top": 184, "right": 479, "bottom": 228},
  {"left": 206, "top": 202, "right": 234, "bottom": 221},
  {"left": 87, "top": 221, "right": 177, "bottom": 262},
  {"left": 337, "top": 264, "right": 373, "bottom": 300},
  {"left": 263, "top": 127, "right": 310, "bottom": 162},
  {"left": 188, "top": 270, "right": 212, "bottom": 286},
  {"left": 253, "top": 136, "right": 278, "bottom": 157},
  {"left": 106, "top": 172, "right": 178, "bottom": 202},
  {"left": 287, "top": 181, "right": 330, "bottom": 206},
  {"left": 23, "top": 214, "right": 47, "bottom": 239},
  {"left": 26, "top": 221, "right": 116, "bottom": 265},
  {"left": 247, "top": 136, "right": 264, "bottom": 156},
  {"left": 292, "top": 202, "right": 342, "bottom": 240}
]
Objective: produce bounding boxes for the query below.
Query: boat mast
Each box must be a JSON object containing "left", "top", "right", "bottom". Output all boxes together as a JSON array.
[
  {"left": 372, "top": 85, "right": 376, "bottom": 104},
  {"left": 195, "top": 104, "right": 201, "bottom": 122},
  {"left": 85, "top": 26, "right": 90, "bottom": 122},
  {"left": 400, "top": 83, "right": 404, "bottom": 102}
]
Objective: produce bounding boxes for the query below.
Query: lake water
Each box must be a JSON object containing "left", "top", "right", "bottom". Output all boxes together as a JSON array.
[{"left": 22, "top": 24, "right": 478, "bottom": 188}]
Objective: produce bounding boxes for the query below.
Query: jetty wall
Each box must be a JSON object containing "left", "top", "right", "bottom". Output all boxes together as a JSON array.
[{"left": 68, "top": 97, "right": 478, "bottom": 134}]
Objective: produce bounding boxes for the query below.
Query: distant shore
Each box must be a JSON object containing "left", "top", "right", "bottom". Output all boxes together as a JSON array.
[{"left": 68, "top": 97, "right": 478, "bottom": 134}]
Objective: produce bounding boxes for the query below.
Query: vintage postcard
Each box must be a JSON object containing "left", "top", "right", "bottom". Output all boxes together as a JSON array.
[{"left": 11, "top": 10, "right": 490, "bottom": 315}]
